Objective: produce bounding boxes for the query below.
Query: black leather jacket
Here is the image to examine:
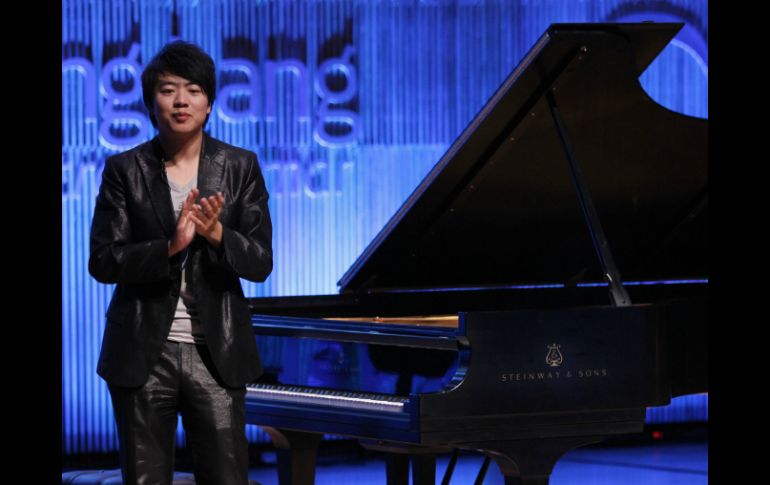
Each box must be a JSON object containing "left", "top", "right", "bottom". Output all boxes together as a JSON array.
[{"left": 89, "top": 134, "right": 272, "bottom": 388}]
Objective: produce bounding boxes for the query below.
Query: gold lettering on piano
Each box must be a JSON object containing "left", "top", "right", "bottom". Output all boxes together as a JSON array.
[
  {"left": 500, "top": 368, "right": 609, "bottom": 383},
  {"left": 499, "top": 344, "right": 609, "bottom": 383}
]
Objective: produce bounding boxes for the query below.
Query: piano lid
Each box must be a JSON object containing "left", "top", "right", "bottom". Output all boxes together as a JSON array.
[{"left": 339, "top": 23, "right": 708, "bottom": 293}]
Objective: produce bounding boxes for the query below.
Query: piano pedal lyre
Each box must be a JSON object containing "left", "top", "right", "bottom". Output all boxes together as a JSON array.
[{"left": 359, "top": 440, "right": 453, "bottom": 485}]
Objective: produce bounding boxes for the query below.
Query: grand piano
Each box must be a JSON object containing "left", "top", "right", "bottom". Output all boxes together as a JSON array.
[{"left": 246, "top": 23, "right": 708, "bottom": 485}]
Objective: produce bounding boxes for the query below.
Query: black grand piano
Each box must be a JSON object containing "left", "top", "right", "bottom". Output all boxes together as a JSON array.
[{"left": 246, "top": 23, "right": 707, "bottom": 485}]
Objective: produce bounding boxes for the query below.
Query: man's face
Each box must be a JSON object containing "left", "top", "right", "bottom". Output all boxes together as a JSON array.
[{"left": 152, "top": 73, "right": 211, "bottom": 138}]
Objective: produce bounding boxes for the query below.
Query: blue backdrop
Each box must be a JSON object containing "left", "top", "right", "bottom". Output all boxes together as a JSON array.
[{"left": 62, "top": 0, "right": 708, "bottom": 454}]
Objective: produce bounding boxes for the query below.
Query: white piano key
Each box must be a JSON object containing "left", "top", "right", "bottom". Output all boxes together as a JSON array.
[{"left": 247, "top": 384, "right": 407, "bottom": 413}]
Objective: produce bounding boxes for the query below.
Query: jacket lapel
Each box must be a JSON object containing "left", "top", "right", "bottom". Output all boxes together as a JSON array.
[
  {"left": 197, "top": 134, "right": 225, "bottom": 199},
  {"left": 135, "top": 134, "right": 225, "bottom": 239},
  {"left": 136, "top": 138, "right": 176, "bottom": 239}
]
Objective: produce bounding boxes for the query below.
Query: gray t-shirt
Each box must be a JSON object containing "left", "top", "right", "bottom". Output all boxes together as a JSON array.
[{"left": 166, "top": 174, "right": 206, "bottom": 344}]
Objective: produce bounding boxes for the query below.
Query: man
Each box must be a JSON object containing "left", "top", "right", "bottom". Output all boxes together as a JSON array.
[{"left": 89, "top": 41, "right": 272, "bottom": 485}]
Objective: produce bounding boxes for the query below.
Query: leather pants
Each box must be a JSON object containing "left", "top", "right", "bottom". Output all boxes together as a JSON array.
[{"left": 108, "top": 340, "right": 249, "bottom": 485}]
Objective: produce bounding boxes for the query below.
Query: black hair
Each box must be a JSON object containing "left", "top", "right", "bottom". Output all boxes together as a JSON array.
[{"left": 141, "top": 40, "right": 216, "bottom": 128}]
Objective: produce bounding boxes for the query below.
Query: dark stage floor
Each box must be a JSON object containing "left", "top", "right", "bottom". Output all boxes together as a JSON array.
[
  {"left": 62, "top": 431, "right": 708, "bottom": 484},
  {"left": 248, "top": 440, "right": 708, "bottom": 484}
]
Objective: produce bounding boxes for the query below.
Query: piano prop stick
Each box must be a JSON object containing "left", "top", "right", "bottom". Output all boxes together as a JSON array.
[{"left": 246, "top": 22, "right": 708, "bottom": 485}]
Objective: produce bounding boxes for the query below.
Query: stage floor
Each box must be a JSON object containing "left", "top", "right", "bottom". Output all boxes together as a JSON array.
[{"left": 248, "top": 441, "right": 708, "bottom": 484}]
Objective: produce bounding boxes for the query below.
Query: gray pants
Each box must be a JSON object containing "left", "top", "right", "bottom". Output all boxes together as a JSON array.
[{"left": 108, "top": 340, "right": 249, "bottom": 485}]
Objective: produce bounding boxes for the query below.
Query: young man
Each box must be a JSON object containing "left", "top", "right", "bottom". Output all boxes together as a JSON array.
[{"left": 89, "top": 41, "right": 272, "bottom": 485}]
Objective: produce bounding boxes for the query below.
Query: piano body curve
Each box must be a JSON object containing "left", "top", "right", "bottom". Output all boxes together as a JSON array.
[{"left": 247, "top": 22, "right": 707, "bottom": 485}]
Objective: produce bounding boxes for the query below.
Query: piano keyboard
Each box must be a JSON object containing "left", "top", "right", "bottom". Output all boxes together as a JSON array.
[{"left": 247, "top": 383, "right": 408, "bottom": 413}]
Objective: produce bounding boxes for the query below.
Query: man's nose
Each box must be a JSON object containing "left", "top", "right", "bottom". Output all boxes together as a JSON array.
[{"left": 173, "top": 91, "right": 189, "bottom": 106}]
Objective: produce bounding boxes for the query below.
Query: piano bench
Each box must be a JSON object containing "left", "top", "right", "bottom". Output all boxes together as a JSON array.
[{"left": 61, "top": 469, "right": 262, "bottom": 485}]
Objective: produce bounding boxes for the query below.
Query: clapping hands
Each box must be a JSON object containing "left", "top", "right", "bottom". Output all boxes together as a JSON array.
[{"left": 169, "top": 188, "right": 225, "bottom": 256}]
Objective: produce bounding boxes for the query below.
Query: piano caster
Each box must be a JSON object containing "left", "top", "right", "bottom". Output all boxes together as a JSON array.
[
  {"left": 261, "top": 427, "right": 323, "bottom": 485},
  {"left": 466, "top": 436, "right": 604, "bottom": 485}
]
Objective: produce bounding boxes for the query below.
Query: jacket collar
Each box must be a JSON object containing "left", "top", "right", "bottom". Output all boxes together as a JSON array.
[{"left": 135, "top": 133, "right": 225, "bottom": 239}]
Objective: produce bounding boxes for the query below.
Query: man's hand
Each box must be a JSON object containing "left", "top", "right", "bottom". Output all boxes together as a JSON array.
[
  {"left": 190, "top": 191, "right": 225, "bottom": 247},
  {"left": 168, "top": 188, "right": 199, "bottom": 256}
]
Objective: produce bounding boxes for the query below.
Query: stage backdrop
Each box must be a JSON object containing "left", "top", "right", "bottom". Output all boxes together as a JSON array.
[{"left": 62, "top": 0, "right": 708, "bottom": 453}]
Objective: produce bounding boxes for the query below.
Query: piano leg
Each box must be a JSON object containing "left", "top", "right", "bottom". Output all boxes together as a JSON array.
[
  {"left": 465, "top": 436, "right": 604, "bottom": 485},
  {"left": 412, "top": 454, "right": 436, "bottom": 485},
  {"left": 262, "top": 427, "right": 323, "bottom": 485},
  {"left": 385, "top": 454, "right": 409, "bottom": 485},
  {"left": 361, "top": 440, "right": 449, "bottom": 485}
]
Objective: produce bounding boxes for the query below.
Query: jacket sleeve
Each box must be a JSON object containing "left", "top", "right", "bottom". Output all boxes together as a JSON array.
[
  {"left": 88, "top": 157, "right": 174, "bottom": 284},
  {"left": 205, "top": 154, "right": 273, "bottom": 282}
]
